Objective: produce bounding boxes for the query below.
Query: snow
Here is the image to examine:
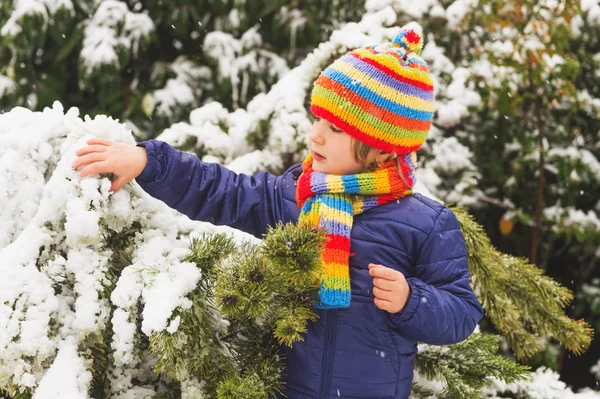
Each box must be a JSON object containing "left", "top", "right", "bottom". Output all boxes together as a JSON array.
[
  {"left": 80, "top": 1, "right": 154, "bottom": 74},
  {"left": 44, "top": 0, "right": 74, "bottom": 15},
  {"left": 80, "top": 2, "right": 129, "bottom": 72},
  {"left": 181, "top": 377, "right": 206, "bottom": 399},
  {"left": 549, "top": 147, "right": 600, "bottom": 182},
  {"left": 591, "top": 358, "right": 600, "bottom": 381},
  {"left": 124, "top": 12, "right": 155, "bottom": 57},
  {"left": 421, "top": 37, "right": 454, "bottom": 75},
  {"left": 152, "top": 79, "right": 195, "bottom": 117},
  {"left": 543, "top": 205, "right": 600, "bottom": 233},
  {"left": 137, "top": 242, "right": 201, "bottom": 336},
  {"left": 203, "top": 26, "right": 289, "bottom": 108},
  {"left": 416, "top": 137, "right": 482, "bottom": 207},
  {"left": 149, "top": 57, "right": 211, "bottom": 119},
  {"left": 446, "top": 0, "right": 477, "bottom": 30},
  {"left": 365, "top": 0, "right": 441, "bottom": 20},
  {"left": 204, "top": 31, "right": 242, "bottom": 78},
  {"left": 0, "top": 102, "right": 228, "bottom": 394},
  {"left": 582, "top": 0, "right": 600, "bottom": 24},
  {"left": 64, "top": 248, "right": 112, "bottom": 333},
  {"left": 226, "top": 149, "right": 282, "bottom": 175},
  {"left": 1, "top": 0, "right": 49, "bottom": 38},
  {"left": 33, "top": 337, "right": 92, "bottom": 399},
  {"left": 436, "top": 100, "right": 468, "bottom": 128},
  {"left": 580, "top": 279, "right": 600, "bottom": 311},
  {"left": 0, "top": 75, "right": 16, "bottom": 98},
  {"left": 483, "top": 367, "right": 600, "bottom": 398}
]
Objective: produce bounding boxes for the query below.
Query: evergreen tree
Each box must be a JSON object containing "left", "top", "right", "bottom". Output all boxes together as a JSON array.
[
  {"left": 1, "top": 0, "right": 599, "bottom": 396},
  {"left": 373, "top": 0, "right": 600, "bottom": 385},
  {"left": 0, "top": 0, "right": 364, "bottom": 133}
]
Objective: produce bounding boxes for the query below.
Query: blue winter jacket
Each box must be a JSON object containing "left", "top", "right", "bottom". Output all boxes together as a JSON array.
[{"left": 135, "top": 140, "right": 484, "bottom": 399}]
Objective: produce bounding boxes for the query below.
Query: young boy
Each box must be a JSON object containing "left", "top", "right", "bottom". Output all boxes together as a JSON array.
[{"left": 73, "top": 28, "right": 483, "bottom": 399}]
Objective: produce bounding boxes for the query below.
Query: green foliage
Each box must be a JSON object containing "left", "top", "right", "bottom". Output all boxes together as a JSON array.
[
  {"left": 149, "top": 223, "right": 326, "bottom": 398},
  {"left": 0, "top": 391, "right": 31, "bottom": 399},
  {"left": 214, "top": 222, "right": 325, "bottom": 348},
  {"left": 453, "top": 206, "right": 593, "bottom": 360},
  {"left": 150, "top": 290, "right": 236, "bottom": 393},
  {"left": 388, "top": 0, "right": 599, "bottom": 382},
  {"left": 183, "top": 233, "right": 238, "bottom": 284},
  {"left": 216, "top": 374, "right": 267, "bottom": 399},
  {"left": 148, "top": 233, "right": 237, "bottom": 393},
  {"left": 0, "top": 0, "right": 365, "bottom": 135},
  {"left": 413, "top": 334, "right": 530, "bottom": 399},
  {"left": 261, "top": 222, "right": 325, "bottom": 287},
  {"left": 3, "top": 0, "right": 599, "bottom": 394},
  {"left": 147, "top": 222, "right": 538, "bottom": 398}
]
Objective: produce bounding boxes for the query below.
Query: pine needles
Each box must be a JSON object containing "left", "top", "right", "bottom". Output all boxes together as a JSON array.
[
  {"left": 453, "top": 206, "right": 593, "bottom": 360},
  {"left": 148, "top": 223, "right": 326, "bottom": 398}
]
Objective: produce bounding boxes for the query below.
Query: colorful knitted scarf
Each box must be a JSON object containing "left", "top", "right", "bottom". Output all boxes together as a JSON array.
[{"left": 296, "top": 153, "right": 416, "bottom": 309}]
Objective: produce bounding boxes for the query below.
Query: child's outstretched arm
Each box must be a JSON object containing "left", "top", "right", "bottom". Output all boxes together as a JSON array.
[
  {"left": 73, "top": 138, "right": 295, "bottom": 238},
  {"left": 375, "top": 207, "right": 484, "bottom": 345}
]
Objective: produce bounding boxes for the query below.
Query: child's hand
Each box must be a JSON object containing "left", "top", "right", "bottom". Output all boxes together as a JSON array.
[
  {"left": 368, "top": 263, "right": 411, "bottom": 314},
  {"left": 72, "top": 138, "right": 148, "bottom": 193}
]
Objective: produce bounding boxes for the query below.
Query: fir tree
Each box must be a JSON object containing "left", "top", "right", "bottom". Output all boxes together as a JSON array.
[{"left": 1, "top": 0, "right": 599, "bottom": 396}]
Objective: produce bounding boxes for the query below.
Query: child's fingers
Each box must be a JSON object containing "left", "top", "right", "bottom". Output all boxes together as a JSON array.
[
  {"left": 372, "top": 287, "right": 394, "bottom": 301},
  {"left": 372, "top": 277, "right": 394, "bottom": 291},
  {"left": 368, "top": 264, "right": 398, "bottom": 281},
  {"left": 78, "top": 161, "right": 111, "bottom": 178},
  {"left": 110, "top": 175, "right": 129, "bottom": 193},
  {"left": 72, "top": 153, "right": 106, "bottom": 169},
  {"left": 76, "top": 145, "right": 107, "bottom": 156},
  {"left": 86, "top": 138, "right": 112, "bottom": 146},
  {"left": 374, "top": 298, "right": 393, "bottom": 312}
]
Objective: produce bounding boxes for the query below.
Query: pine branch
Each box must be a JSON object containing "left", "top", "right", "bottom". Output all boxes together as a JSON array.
[
  {"left": 410, "top": 384, "right": 437, "bottom": 399},
  {"left": 216, "top": 374, "right": 269, "bottom": 399},
  {"left": 148, "top": 223, "right": 324, "bottom": 397},
  {"left": 183, "top": 233, "right": 238, "bottom": 281},
  {"left": 149, "top": 292, "right": 237, "bottom": 395},
  {"left": 149, "top": 233, "right": 240, "bottom": 395},
  {"left": 260, "top": 222, "right": 326, "bottom": 286},
  {"left": 452, "top": 207, "right": 593, "bottom": 360},
  {"left": 414, "top": 334, "right": 530, "bottom": 399}
]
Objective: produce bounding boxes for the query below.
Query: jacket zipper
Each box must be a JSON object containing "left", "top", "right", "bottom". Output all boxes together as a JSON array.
[{"left": 319, "top": 309, "right": 337, "bottom": 399}]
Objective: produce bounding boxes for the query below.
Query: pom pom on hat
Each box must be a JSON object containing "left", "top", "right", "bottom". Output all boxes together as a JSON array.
[{"left": 392, "top": 29, "right": 423, "bottom": 55}]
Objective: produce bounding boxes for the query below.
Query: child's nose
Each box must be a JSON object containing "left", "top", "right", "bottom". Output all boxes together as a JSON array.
[{"left": 309, "top": 121, "right": 326, "bottom": 145}]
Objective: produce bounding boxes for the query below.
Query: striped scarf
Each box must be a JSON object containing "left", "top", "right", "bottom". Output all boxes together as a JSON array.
[{"left": 296, "top": 153, "right": 416, "bottom": 309}]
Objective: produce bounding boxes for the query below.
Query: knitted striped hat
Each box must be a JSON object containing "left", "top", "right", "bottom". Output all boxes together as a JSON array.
[{"left": 310, "top": 28, "right": 434, "bottom": 155}]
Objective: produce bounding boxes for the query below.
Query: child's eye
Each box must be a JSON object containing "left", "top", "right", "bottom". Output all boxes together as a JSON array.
[
  {"left": 330, "top": 124, "right": 343, "bottom": 133},
  {"left": 312, "top": 116, "right": 321, "bottom": 123}
]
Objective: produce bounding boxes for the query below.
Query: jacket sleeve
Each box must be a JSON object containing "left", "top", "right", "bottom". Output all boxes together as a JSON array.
[
  {"left": 386, "top": 207, "right": 484, "bottom": 345},
  {"left": 134, "top": 139, "right": 295, "bottom": 238}
]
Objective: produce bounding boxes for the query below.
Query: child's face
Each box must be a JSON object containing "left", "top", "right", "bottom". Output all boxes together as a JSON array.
[{"left": 309, "top": 116, "right": 376, "bottom": 175}]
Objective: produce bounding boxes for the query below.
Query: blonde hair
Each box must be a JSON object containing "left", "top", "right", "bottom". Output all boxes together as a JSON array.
[{"left": 351, "top": 138, "right": 413, "bottom": 189}]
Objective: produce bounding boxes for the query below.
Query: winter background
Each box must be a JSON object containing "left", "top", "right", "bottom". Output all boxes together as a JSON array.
[{"left": 1, "top": 0, "right": 600, "bottom": 398}]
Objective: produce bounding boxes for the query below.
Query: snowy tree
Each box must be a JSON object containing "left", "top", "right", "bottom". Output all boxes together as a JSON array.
[
  {"left": 0, "top": 101, "right": 590, "bottom": 399},
  {"left": 364, "top": 0, "right": 600, "bottom": 386},
  {"left": 1, "top": 0, "right": 600, "bottom": 397},
  {"left": 0, "top": 0, "right": 365, "bottom": 133}
]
